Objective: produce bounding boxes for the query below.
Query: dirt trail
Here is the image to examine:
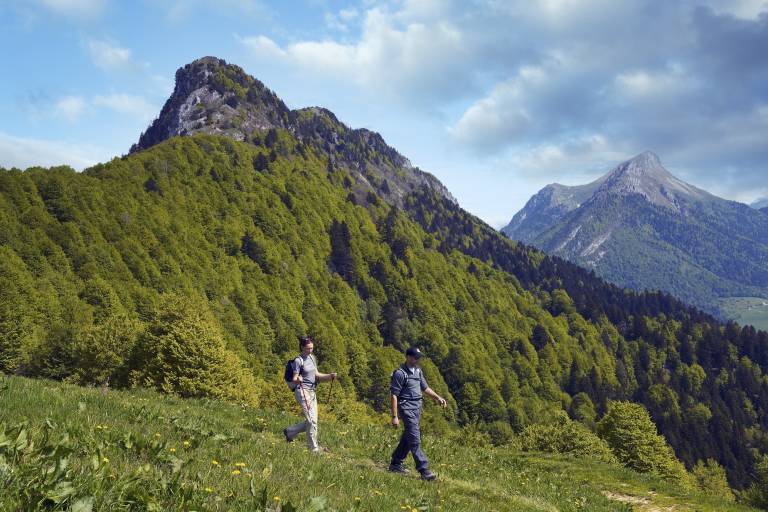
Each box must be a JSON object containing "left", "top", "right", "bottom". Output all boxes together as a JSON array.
[{"left": 603, "top": 490, "right": 680, "bottom": 512}]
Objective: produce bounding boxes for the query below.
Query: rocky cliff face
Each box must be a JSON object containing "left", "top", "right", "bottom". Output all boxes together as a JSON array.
[
  {"left": 502, "top": 178, "right": 606, "bottom": 242},
  {"left": 590, "top": 151, "right": 711, "bottom": 212},
  {"left": 131, "top": 57, "right": 456, "bottom": 210},
  {"left": 131, "top": 57, "right": 290, "bottom": 152}
]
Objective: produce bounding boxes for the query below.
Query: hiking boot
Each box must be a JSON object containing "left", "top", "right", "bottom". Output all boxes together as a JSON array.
[
  {"left": 419, "top": 470, "right": 437, "bottom": 481},
  {"left": 283, "top": 429, "right": 293, "bottom": 443},
  {"left": 388, "top": 464, "right": 409, "bottom": 474}
]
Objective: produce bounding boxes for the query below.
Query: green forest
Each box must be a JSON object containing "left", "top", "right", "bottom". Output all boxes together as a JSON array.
[{"left": 2, "top": 125, "right": 768, "bottom": 500}]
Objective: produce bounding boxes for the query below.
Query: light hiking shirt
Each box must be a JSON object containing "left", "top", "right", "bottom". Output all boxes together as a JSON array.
[
  {"left": 292, "top": 354, "right": 317, "bottom": 390},
  {"left": 390, "top": 364, "right": 428, "bottom": 411}
]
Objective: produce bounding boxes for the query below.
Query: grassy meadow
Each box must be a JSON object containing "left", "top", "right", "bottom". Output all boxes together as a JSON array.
[
  {"left": 0, "top": 374, "right": 759, "bottom": 512},
  {"left": 719, "top": 297, "right": 768, "bottom": 331}
]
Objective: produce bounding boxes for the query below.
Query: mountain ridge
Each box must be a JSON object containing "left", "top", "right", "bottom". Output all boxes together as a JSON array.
[
  {"left": 131, "top": 56, "right": 456, "bottom": 211},
  {"left": 503, "top": 152, "right": 768, "bottom": 316}
]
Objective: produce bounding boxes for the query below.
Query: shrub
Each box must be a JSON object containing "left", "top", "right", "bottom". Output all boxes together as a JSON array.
[
  {"left": 451, "top": 422, "right": 492, "bottom": 449},
  {"left": 520, "top": 412, "right": 617, "bottom": 463},
  {"left": 569, "top": 392, "right": 597, "bottom": 430},
  {"left": 691, "top": 459, "right": 734, "bottom": 501},
  {"left": 127, "top": 293, "right": 259, "bottom": 405},
  {"left": 67, "top": 315, "right": 140, "bottom": 386},
  {"left": 597, "top": 401, "right": 690, "bottom": 484},
  {"left": 482, "top": 420, "right": 516, "bottom": 447},
  {"left": 744, "top": 454, "right": 768, "bottom": 509}
]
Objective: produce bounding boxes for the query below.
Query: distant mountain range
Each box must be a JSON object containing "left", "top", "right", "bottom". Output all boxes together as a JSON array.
[
  {"left": 751, "top": 197, "right": 768, "bottom": 211},
  {"left": 502, "top": 151, "right": 768, "bottom": 317}
]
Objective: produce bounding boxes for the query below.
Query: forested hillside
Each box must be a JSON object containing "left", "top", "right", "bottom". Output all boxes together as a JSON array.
[{"left": 2, "top": 58, "right": 768, "bottom": 491}]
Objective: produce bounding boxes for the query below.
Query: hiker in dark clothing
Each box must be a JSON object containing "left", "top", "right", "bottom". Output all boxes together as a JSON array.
[
  {"left": 283, "top": 335, "right": 336, "bottom": 452},
  {"left": 388, "top": 346, "right": 447, "bottom": 481}
]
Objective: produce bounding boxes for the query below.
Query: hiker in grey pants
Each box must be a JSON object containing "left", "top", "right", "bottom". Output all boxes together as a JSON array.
[
  {"left": 389, "top": 346, "right": 447, "bottom": 481},
  {"left": 284, "top": 335, "right": 336, "bottom": 452}
]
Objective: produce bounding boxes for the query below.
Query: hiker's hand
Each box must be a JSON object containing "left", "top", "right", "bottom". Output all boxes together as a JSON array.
[
  {"left": 436, "top": 397, "right": 447, "bottom": 407},
  {"left": 391, "top": 416, "right": 399, "bottom": 428},
  {"left": 330, "top": 372, "right": 337, "bottom": 381}
]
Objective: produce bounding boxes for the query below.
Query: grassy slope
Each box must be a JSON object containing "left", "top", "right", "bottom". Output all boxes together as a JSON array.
[
  {"left": 719, "top": 297, "right": 768, "bottom": 331},
  {"left": 0, "top": 375, "right": 756, "bottom": 512}
]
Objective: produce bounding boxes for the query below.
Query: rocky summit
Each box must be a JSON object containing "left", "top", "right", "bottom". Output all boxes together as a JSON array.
[
  {"left": 591, "top": 151, "right": 711, "bottom": 211},
  {"left": 131, "top": 56, "right": 456, "bottom": 211}
]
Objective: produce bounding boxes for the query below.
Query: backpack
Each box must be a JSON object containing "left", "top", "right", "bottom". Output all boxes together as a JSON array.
[
  {"left": 392, "top": 366, "right": 422, "bottom": 400},
  {"left": 284, "top": 354, "right": 316, "bottom": 390}
]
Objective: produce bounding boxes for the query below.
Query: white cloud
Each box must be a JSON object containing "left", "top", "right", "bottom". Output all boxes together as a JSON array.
[
  {"left": 240, "top": 7, "right": 471, "bottom": 105},
  {"left": 396, "top": 0, "right": 452, "bottom": 21},
  {"left": 504, "top": 134, "right": 631, "bottom": 180},
  {"left": 0, "top": 132, "right": 104, "bottom": 170},
  {"left": 39, "top": 0, "right": 106, "bottom": 18},
  {"left": 449, "top": 63, "right": 553, "bottom": 151},
  {"left": 613, "top": 65, "right": 696, "bottom": 100},
  {"left": 325, "top": 7, "right": 360, "bottom": 32},
  {"left": 93, "top": 94, "right": 157, "bottom": 122},
  {"left": 238, "top": 35, "right": 287, "bottom": 60},
  {"left": 701, "top": 0, "right": 768, "bottom": 20},
  {"left": 164, "top": 0, "right": 267, "bottom": 21},
  {"left": 54, "top": 95, "right": 87, "bottom": 121},
  {"left": 40, "top": 93, "right": 156, "bottom": 124},
  {"left": 339, "top": 8, "right": 359, "bottom": 21},
  {"left": 86, "top": 39, "right": 142, "bottom": 72},
  {"left": 449, "top": 81, "right": 532, "bottom": 150}
]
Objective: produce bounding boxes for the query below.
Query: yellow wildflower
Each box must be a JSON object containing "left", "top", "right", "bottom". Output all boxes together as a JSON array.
[
  {"left": 274, "top": 496, "right": 281, "bottom": 502},
  {"left": 211, "top": 459, "right": 220, "bottom": 466},
  {"left": 205, "top": 487, "right": 214, "bottom": 493},
  {"left": 231, "top": 470, "right": 241, "bottom": 476},
  {"left": 102, "top": 457, "right": 109, "bottom": 463}
]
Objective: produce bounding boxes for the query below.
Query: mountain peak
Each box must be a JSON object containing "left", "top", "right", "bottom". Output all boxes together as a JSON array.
[
  {"left": 130, "top": 57, "right": 289, "bottom": 153},
  {"left": 629, "top": 150, "right": 661, "bottom": 167},
  {"left": 596, "top": 151, "right": 707, "bottom": 210},
  {"left": 129, "top": 56, "right": 457, "bottom": 208},
  {"left": 609, "top": 151, "right": 665, "bottom": 180}
]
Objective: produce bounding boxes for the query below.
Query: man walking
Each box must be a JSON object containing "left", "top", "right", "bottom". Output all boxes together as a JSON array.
[
  {"left": 389, "top": 346, "right": 447, "bottom": 481},
  {"left": 284, "top": 335, "right": 336, "bottom": 453}
]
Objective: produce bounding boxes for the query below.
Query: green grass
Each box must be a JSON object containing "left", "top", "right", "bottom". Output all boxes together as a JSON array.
[
  {"left": 0, "top": 374, "right": 758, "bottom": 511},
  {"left": 719, "top": 297, "right": 768, "bottom": 331}
]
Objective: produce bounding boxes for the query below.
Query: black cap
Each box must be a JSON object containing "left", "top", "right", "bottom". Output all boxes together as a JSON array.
[{"left": 405, "top": 346, "right": 423, "bottom": 359}]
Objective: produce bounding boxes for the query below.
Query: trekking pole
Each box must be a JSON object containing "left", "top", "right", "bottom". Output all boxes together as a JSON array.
[
  {"left": 327, "top": 374, "right": 335, "bottom": 408},
  {"left": 298, "top": 380, "right": 312, "bottom": 422}
]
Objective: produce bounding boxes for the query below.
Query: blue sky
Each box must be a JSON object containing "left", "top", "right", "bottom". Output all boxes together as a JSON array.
[{"left": 1, "top": 0, "right": 767, "bottom": 227}]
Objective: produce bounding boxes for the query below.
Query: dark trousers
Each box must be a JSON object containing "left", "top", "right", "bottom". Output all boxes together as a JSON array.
[{"left": 391, "top": 406, "right": 429, "bottom": 472}]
